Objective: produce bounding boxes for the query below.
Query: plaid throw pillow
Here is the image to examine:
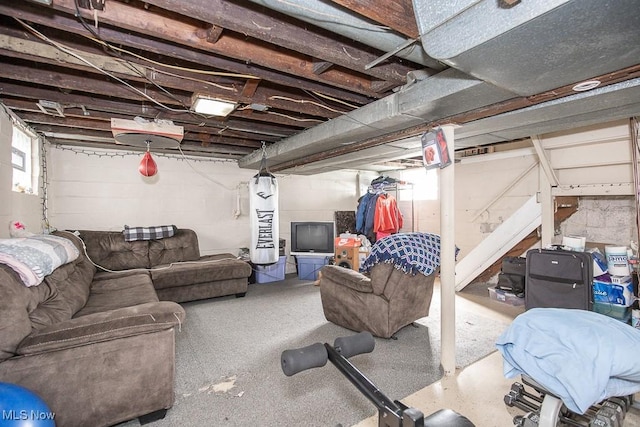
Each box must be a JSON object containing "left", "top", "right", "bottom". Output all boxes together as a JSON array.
[{"left": 123, "top": 225, "right": 177, "bottom": 242}]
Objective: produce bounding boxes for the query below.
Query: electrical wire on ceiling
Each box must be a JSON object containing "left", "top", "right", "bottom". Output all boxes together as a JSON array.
[
  {"left": 281, "top": 90, "right": 392, "bottom": 134},
  {"left": 265, "top": 111, "right": 324, "bottom": 123},
  {"left": 17, "top": 17, "right": 330, "bottom": 130},
  {"left": 70, "top": 1, "right": 199, "bottom": 112},
  {"left": 70, "top": 0, "right": 250, "bottom": 126},
  {"left": 80, "top": 34, "right": 261, "bottom": 81},
  {"left": 175, "top": 144, "right": 242, "bottom": 191},
  {"left": 141, "top": 67, "right": 237, "bottom": 92},
  {"left": 70, "top": 0, "right": 342, "bottom": 132},
  {"left": 16, "top": 3, "right": 392, "bottom": 149},
  {"left": 268, "top": 95, "right": 347, "bottom": 114},
  {"left": 72, "top": 0, "right": 260, "bottom": 81},
  {"left": 25, "top": 1, "right": 371, "bottom": 137},
  {"left": 70, "top": 0, "right": 276, "bottom": 130},
  {"left": 17, "top": 17, "right": 262, "bottom": 133},
  {"left": 236, "top": 104, "right": 324, "bottom": 123},
  {"left": 309, "top": 91, "right": 359, "bottom": 109},
  {"left": 16, "top": 18, "right": 192, "bottom": 114},
  {"left": 19, "top": 9, "right": 251, "bottom": 125}
]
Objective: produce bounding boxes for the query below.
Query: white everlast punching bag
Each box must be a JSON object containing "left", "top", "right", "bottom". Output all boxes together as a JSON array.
[{"left": 249, "top": 148, "right": 279, "bottom": 264}]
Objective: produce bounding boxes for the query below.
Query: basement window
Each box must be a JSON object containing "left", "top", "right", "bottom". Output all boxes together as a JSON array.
[
  {"left": 398, "top": 168, "right": 438, "bottom": 201},
  {"left": 11, "top": 123, "right": 39, "bottom": 195}
]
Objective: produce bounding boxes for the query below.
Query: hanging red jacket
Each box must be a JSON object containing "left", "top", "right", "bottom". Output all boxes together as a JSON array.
[{"left": 373, "top": 193, "right": 403, "bottom": 239}]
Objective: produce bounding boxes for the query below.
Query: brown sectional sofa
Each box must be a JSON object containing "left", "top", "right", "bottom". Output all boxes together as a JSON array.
[
  {"left": 0, "top": 231, "right": 184, "bottom": 427},
  {"left": 77, "top": 228, "right": 252, "bottom": 302},
  {"left": 0, "top": 228, "right": 251, "bottom": 427}
]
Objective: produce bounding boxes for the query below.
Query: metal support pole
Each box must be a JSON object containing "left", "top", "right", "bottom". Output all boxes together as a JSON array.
[{"left": 439, "top": 125, "right": 456, "bottom": 375}]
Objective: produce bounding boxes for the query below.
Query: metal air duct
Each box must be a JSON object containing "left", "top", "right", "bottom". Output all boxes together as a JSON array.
[{"left": 413, "top": 0, "right": 640, "bottom": 96}]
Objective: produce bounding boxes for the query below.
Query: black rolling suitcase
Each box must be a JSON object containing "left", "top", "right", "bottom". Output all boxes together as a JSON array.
[{"left": 524, "top": 248, "right": 593, "bottom": 310}]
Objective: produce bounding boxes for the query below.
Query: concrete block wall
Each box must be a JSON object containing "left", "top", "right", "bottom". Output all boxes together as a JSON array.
[
  {"left": 46, "top": 144, "right": 367, "bottom": 273},
  {"left": 559, "top": 196, "right": 637, "bottom": 247}
]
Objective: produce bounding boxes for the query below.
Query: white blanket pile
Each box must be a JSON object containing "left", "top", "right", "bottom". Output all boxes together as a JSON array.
[{"left": 0, "top": 234, "right": 79, "bottom": 287}]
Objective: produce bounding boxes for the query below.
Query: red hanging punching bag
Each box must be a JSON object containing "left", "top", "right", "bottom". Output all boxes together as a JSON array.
[{"left": 139, "top": 149, "right": 157, "bottom": 177}]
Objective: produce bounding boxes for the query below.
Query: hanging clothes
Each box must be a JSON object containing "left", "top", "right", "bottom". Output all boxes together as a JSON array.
[
  {"left": 373, "top": 193, "right": 403, "bottom": 241},
  {"left": 370, "top": 175, "right": 399, "bottom": 186},
  {"left": 363, "top": 192, "right": 379, "bottom": 242},
  {"left": 356, "top": 178, "right": 405, "bottom": 243},
  {"left": 355, "top": 192, "right": 375, "bottom": 235}
]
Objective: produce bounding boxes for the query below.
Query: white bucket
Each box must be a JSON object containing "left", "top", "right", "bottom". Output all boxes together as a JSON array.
[
  {"left": 605, "top": 246, "right": 631, "bottom": 276},
  {"left": 562, "top": 236, "right": 586, "bottom": 252}
]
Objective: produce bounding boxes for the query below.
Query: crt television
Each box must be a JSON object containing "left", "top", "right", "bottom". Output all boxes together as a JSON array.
[{"left": 290, "top": 221, "right": 335, "bottom": 257}]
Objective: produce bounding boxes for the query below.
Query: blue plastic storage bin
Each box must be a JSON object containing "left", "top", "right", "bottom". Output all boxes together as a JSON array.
[
  {"left": 296, "top": 255, "right": 329, "bottom": 281},
  {"left": 593, "top": 301, "right": 631, "bottom": 323},
  {"left": 255, "top": 256, "right": 287, "bottom": 283}
]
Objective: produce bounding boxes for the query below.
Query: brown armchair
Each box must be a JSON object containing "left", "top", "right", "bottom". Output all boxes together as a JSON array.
[
  {"left": 319, "top": 263, "right": 436, "bottom": 338},
  {"left": 318, "top": 232, "right": 440, "bottom": 339}
]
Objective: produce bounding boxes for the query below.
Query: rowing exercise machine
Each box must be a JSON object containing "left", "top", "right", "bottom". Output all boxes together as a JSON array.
[{"left": 281, "top": 331, "right": 475, "bottom": 427}]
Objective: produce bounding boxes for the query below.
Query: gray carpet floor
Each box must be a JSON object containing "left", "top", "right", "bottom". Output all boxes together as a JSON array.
[{"left": 119, "top": 275, "right": 509, "bottom": 427}]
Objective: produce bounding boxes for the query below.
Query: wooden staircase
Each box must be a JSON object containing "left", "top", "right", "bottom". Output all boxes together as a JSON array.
[{"left": 472, "top": 196, "right": 579, "bottom": 284}]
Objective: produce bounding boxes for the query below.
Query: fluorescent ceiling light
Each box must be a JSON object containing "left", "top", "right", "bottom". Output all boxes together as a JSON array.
[{"left": 192, "top": 95, "right": 237, "bottom": 116}]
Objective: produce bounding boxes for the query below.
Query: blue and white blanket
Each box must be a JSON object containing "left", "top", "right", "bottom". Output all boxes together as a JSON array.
[
  {"left": 496, "top": 308, "right": 640, "bottom": 414},
  {"left": 0, "top": 235, "right": 79, "bottom": 287},
  {"left": 360, "top": 232, "right": 441, "bottom": 277}
]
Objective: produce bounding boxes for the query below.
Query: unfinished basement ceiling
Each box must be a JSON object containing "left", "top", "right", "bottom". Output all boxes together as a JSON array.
[{"left": 0, "top": 0, "right": 639, "bottom": 174}]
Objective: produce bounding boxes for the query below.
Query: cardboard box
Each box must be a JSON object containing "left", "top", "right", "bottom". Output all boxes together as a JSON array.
[{"left": 334, "top": 236, "right": 361, "bottom": 248}]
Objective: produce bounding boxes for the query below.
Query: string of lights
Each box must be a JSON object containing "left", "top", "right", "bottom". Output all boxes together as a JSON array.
[
  {"left": 39, "top": 137, "right": 53, "bottom": 233},
  {"left": 51, "top": 143, "right": 237, "bottom": 164}
]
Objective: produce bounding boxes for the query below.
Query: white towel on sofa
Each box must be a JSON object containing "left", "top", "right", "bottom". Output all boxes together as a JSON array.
[{"left": 0, "top": 234, "right": 79, "bottom": 287}]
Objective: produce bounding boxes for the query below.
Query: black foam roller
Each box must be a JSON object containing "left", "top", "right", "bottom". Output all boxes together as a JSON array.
[
  {"left": 334, "top": 331, "right": 375, "bottom": 358},
  {"left": 281, "top": 342, "right": 328, "bottom": 376}
]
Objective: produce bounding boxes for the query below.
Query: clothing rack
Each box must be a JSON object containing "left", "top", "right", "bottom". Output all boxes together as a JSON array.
[
  {"left": 368, "top": 182, "right": 415, "bottom": 233},
  {"left": 358, "top": 180, "right": 415, "bottom": 243}
]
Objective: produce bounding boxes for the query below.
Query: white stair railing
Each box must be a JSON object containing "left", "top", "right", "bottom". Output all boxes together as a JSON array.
[{"left": 455, "top": 194, "right": 541, "bottom": 291}]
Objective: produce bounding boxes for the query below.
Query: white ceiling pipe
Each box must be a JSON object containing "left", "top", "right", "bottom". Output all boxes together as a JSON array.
[{"left": 246, "top": 0, "right": 444, "bottom": 70}]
